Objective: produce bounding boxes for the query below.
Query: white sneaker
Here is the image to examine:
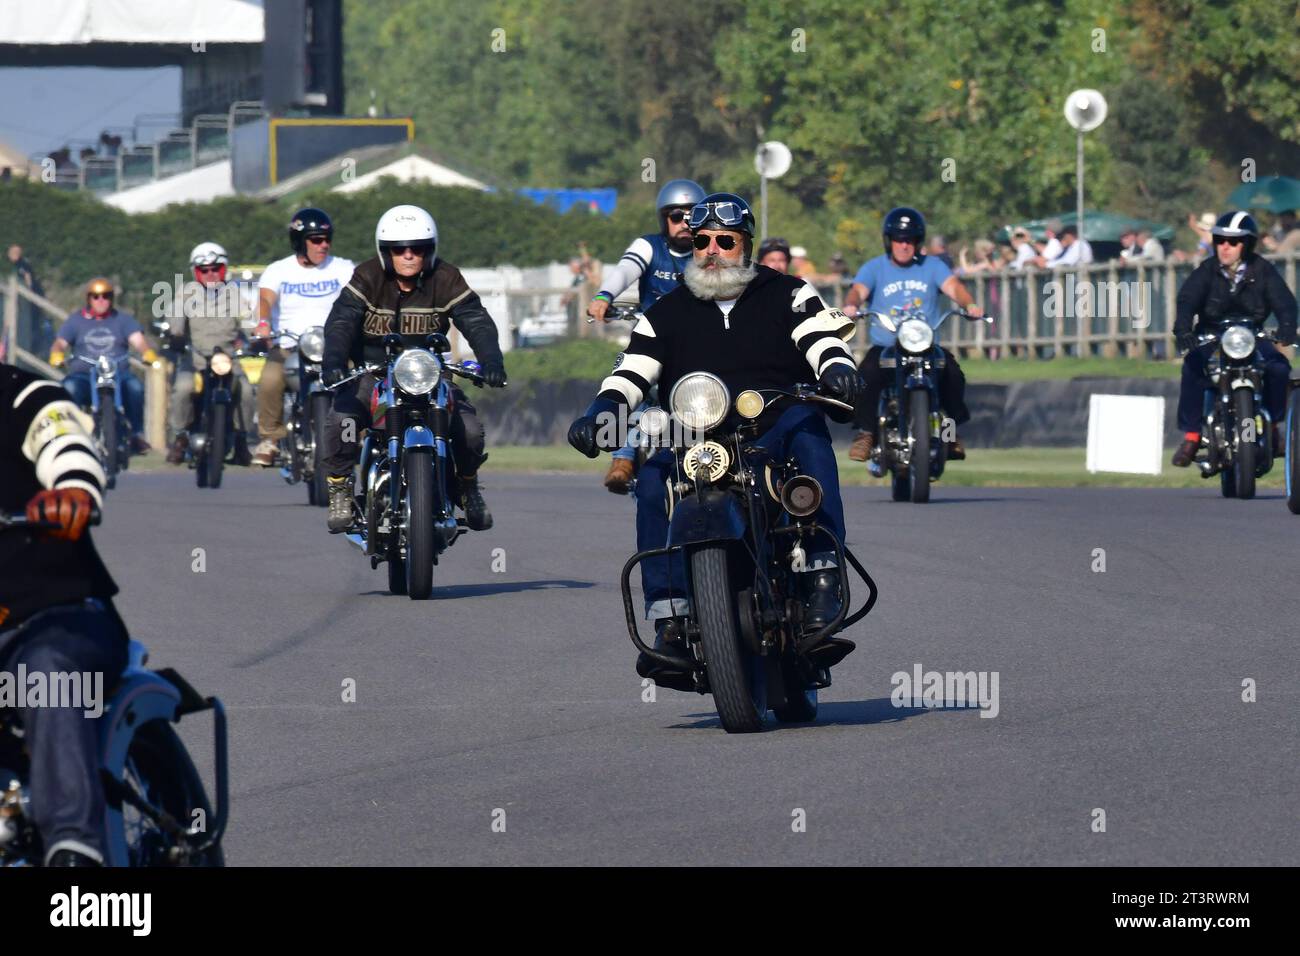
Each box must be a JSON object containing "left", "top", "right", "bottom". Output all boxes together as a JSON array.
[{"left": 252, "top": 439, "right": 278, "bottom": 467}]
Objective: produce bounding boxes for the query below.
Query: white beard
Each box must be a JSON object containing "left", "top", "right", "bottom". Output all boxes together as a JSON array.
[{"left": 684, "top": 255, "right": 756, "bottom": 301}]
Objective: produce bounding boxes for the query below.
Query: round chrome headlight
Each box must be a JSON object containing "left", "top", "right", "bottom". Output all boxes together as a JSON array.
[
  {"left": 670, "top": 372, "right": 730, "bottom": 432},
  {"left": 1220, "top": 325, "right": 1255, "bottom": 360},
  {"left": 299, "top": 326, "right": 326, "bottom": 363},
  {"left": 637, "top": 406, "right": 670, "bottom": 440},
  {"left": 209, "top": 352, "right": 233, "bottom": 376},
  {"left": 897, "top": 318, "right": 935, "bottom": 353},
  {"left": 393, "top": 349, "right": 441, "bottom": 394}
]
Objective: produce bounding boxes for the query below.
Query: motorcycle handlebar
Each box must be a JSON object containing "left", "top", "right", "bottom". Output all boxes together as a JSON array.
[{"left": 0, "top": 506, "right": 102, "bottom": 531}]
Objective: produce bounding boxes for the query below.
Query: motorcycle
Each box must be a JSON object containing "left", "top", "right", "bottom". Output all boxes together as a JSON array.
[
  {"left": 864, "top": 308, "right": 989, "bottom": 503},
  {"left": 0, "top": 511, "right": 228, "bottom": 867},
  {"left": 620, "top": 374, "right": 878, "bottom": 733},
  {"left": 184, "top": 345, "right": 253, "bottom": 490},
  {"left": 1188, "top": 317, "right": 1277, "bottom": 499},
  {"left": 1284, "top": 369, "right": 1300, "bottom": 514},
  {"left": 73, "top": 353, "right": 132, "bottom": 491},
  {"left": 329, "top": 333, "right": 500, "bottom": 600},
  {"left": 273, "top": 328, "right": 331, "bottom": 507}
]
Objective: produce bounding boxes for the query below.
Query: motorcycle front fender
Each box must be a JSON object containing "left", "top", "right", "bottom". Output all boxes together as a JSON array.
[
  {"left": 403, "top": 424, "right": 435, "bottom": 450},
  {"left": 668, "top": 487, "right": 747, "bottom": 546}
]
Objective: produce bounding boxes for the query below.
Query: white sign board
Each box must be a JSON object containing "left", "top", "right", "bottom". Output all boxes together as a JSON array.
[{"left": 1086, "top": 394, "right": 1165, "bottom": 475}]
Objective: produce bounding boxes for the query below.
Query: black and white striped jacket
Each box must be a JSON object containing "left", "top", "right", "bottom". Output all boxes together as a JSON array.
[
  {"left": 1, "top": 364, "right": 115, "bottom": 628},
  {"left": 597, "top": 265, "right": 855, "bottom": 432}
]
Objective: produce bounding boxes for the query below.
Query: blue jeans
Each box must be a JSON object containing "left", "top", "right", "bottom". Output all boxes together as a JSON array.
[
  {"left": 611, "top": 400, "right": 649, "bottom": 462},
  {"left": 1177, "top": 341, "right": 1291, "bottom": 432},
  {"left": 634, "top": 403, "right": 847, "bottom": 620},
  {"left": 63, "top": 368, "right": 146, "bottom": 435},
  {"left": 0, "top": 602, "right": 128, "bottom": 864}
]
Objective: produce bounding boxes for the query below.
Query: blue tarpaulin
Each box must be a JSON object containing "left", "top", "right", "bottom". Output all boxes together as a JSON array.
[{"left": 516, "top": 188, "right": 617, "bottom": 215}]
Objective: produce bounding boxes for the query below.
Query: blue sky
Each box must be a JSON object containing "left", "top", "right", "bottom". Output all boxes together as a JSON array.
[{"left": 0, "top": 66, "right": 181, "bottom": 159}]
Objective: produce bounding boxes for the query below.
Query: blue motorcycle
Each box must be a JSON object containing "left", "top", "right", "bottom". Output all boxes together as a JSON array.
[
  {"left": 865, "top": 308, "right": 988, "bottom": 503},
  {"left": 331, "top": 333, "right": 500, "bottom": 599},
  {"left": 73, "top": 353, "right": 132, "bottom": 491},
  {"left": 0, "top": 512, "right": 228, "bottom": 867}
]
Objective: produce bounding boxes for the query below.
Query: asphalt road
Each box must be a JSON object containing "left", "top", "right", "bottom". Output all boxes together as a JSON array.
[{"left": 94, "top": 466, "right": 1298, "bottom": 866}]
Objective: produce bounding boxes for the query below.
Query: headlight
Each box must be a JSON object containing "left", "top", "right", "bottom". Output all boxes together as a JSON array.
[
  {"left": 670, "top": 372, "right": 730, "bottom": 432},
  {"left": 1220, "top": 325, "right": 1255, "bottom": 360},
  {"left": 897, "top": 318, "right": 935, "bottom": 353},
  {"left": 393, "top": 349, "right": 440, "bottom": 394},
  {"left": 209, "top": 352, "right": 233, "bottom": 376},
  {"left": 637, "top": 406, "right": 670, "bottom": 440},
  {"left": 299, "top": 326, "right": 326, "bottom": 363}
]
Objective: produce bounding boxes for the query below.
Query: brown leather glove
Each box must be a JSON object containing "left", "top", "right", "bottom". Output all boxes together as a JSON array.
[{"left": 26, "top": 488, "right": 95, "bottom": 541}]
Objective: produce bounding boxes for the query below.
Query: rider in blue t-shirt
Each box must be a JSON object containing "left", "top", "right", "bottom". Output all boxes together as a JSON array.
[
  {"left": 842, "top": 207, "right": 984, "bottom": 463},
  {"left": 585, "top": 178, "right": 706, "bottom": 493}
]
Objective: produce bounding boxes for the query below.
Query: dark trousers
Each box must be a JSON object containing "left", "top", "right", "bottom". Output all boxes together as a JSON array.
[
  {"left": 63, "top": 369, "right": 145, "bottom": 435},
  {"left": 634, "top": 403, "right": 846, "bottom": 620},
  {"left": 1177, "top": 341, "right": 1291, "bottom": 433},
  {"left": 0, "top": 602, "right": 128, "bottom": 864},
  {"left": 322, "top": 374, "right": 487, "bottom": 479},
  {"left": 853, "top": 346, "right": 969, "bottom": 432}
]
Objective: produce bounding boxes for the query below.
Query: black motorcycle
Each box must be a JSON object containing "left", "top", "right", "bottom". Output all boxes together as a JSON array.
[
  {"left": 73, "top": 353, "right": 132, "bottom": 490},
  {"left": 0, "top": 511, "right": 228, "bottom": 867},
  {"left": 184, "top": 345, "right": 252, "bottom": 490},
  {"left": 1188, "top": 317, "right": 1277, "bottom": 499},
  {"left": 275, "top": 327, "right": 331, "bottom": 507},
  {"left": 331, "top": 333, "right": 501, "bottom": 600},
  {"left": 620, "top": 373, "right": 878, "bottom": 733},
  {"left": 865, "top": 308, "right": 989, "bottom": 503}
]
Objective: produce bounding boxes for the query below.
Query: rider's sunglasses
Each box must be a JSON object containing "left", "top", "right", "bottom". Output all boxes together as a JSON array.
[
  {"left": 305, "top": 234, "right": 331, "bottom": 245},
  {"left": 688, "top": 201, "right": 748, "bottom": 230},
  {"left": 693, "top": 233, "right": 738, "bottom": 251},
  {"left": 196, "top": 265, "right": 223, "bottom": 274},
  {"left": 665, "top": 209, "right": 688, "bottom": 224},
  {"left": 1213, "top": 236, "right": 1243, "bottom": 247},
  {"left": 88, "top": 292, "right": 112, "bottom": 300},
  {"left": 390, "top": 244, "right": 430, "bottom": 256}
]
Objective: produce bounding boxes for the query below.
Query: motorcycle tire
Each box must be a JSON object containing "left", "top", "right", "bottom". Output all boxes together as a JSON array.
[
  {"left": 114, "top": 720, "right": 224, "bottom": 867},
  {"left": 205, "top": 405, "right": 226, "bottom": 490},
  {"left": 1219, "top": 469, "right": 1236, "bottom": 498},
  {"left": 691, "top": 545, "right": 766, "bottom": 733},
  {"left": 890, "top": 470, "right": 909, "bottom": 501},
  {"left": 1233, "top": 388, "right": 1256, "bottom": 500},
  {"left": 404, "top": 453, "right": 435, "bottom": 600},
  {"left": 1287, "top": 389, "right": 1300, "bottom": 515},
  {"left": 310, "top": 391, "right": 332, "bottom": 508},
  {"left": 771, "top": 654, "right": 818, "bottom": 724},
  {"left": 909, "top": 390, "right": 931, "bottom": 503},
  {"left": 98, "top": 392, "right": 118, "bottom": 491}
]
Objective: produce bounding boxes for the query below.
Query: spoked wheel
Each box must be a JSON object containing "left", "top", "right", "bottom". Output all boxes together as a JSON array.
[
  {"left": 404, "top": 454, "right": 435, "bottom": 600},
  {"left": 115, "top": 720, "right": 223, "bottom": 867},
  {"left": 909, "top": 390, "right": 931, "bottom": 503},
  {"left": 691, "top": 545, "right": 766, "bottom": 733},
  {"left": 98, "top": 395, "right": 118, "bottom": 490},
  {"left": 310, "top": 391, "right": 332, "bottom": 508},
  {"left": 1233, "top": 388, "right": 1257, "bottom": 500},
  {"left": 1287, "top": 389, "right": 1300, "bottom": 514}
]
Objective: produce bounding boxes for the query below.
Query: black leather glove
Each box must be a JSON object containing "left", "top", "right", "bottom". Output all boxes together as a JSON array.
[
  {"left": 482, "top": 362, "right": 508, "bottom": 388},
  {"left": 1176, "top": 332, "right": 1197, "bottom": 353},
  {"left": 322, "top": 367, "right": 346, "bottom": 387},
  {"left": 820, "top": 363, "right": 866, "bottom": 409},
  {"left": 567, "top": 397, "right": 621, "bottom": 459}
]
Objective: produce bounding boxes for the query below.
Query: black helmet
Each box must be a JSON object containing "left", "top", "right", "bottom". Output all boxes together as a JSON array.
[
  {"left": 882, "top": 206, "right": 926, "bottom": 257},
  {"left": 688, "top": 192, "right": 755, "bottom": 237},
  {"left": 1211, "top": 211, "right": 1259, "bottom": 255},
  {"left": 289, "top": 207, "right": 333, "bottom": 255},
  {"left": 757, "top": 236, "right": 791, "bottom": 260}
]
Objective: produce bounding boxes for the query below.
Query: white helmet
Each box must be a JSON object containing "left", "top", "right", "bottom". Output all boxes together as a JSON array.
[
  {"left": 375, "top": 204, "right": 438, "bottom": 276},
  {"left": 189, "top": 241, "right": 229, "bottom": 282}
]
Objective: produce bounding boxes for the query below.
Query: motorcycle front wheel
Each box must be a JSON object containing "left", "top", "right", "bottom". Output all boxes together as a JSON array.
[
  {"left": 1287, "top": 389, "right": 1300, "bottom": 514},
  {"left": 909, "top": 389, "right": 931, "bottom": 503},
  {"left": 691, "top": 545, "right": 766, "bottom": 733},
  {"left": 98, "top": 391, "right": 118, "bottom": 490},
  {"left": 404, "top": 453, "right": 435, "bottom": 600},
  {"left": 1233, "top": 388, "right": 1257, "bottom": 500}
]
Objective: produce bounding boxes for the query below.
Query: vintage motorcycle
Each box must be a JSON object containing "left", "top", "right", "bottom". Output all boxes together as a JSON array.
[
  {"left": 331, "top": 333, "right": 501, "bottom": 600},
  {"left": 184, "top": 345, "right": 252, "bottom": 490},
  {"left": 1188, "top": 317, "right": 1278, "bottom": 500},
  {"left": 620, "top": 373, "right": 878, "bottom": 733},
  {"left": 0, "top": 512, "right": 228, "bottom": 867},
  {"left": 274, "top": 327, "right": 331, "bottom": 507},
  {"left": 864, "top": 308, "right": 989, "bottom": 503},
  {"left": 73, "top": 353, "right": 133, "bottom": 491}
]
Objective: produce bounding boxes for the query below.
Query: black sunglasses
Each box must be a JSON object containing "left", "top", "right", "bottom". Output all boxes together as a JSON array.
[
  {"left": 1213, "top": 236, "right": 1243, "bottom": 246},
  {"left": 665, "top": 209, "right": 688, "bottom": 224},
  {"left": 390, "top": 244, "right": 431, "bottom": 255},
  {"left": 305, "top": 234, "right": 331, "bottom": 245},
  {"left": 693, "top": 234, "right": 738, "bottom": 251}
]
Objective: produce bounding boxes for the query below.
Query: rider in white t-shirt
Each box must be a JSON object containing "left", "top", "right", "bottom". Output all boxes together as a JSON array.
[{"left": 251, "top": 207, "right": 355, "bottom": 466}]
